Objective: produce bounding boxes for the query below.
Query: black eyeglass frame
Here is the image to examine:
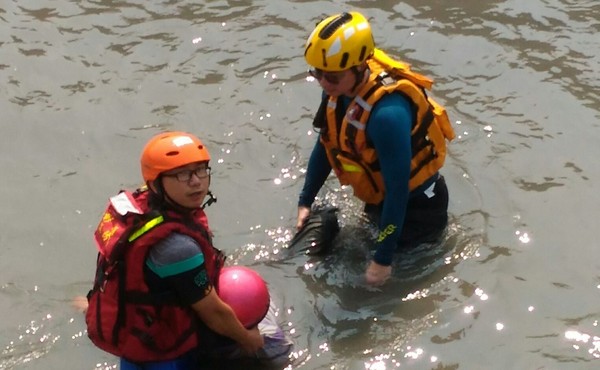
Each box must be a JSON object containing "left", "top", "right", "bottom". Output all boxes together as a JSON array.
[{"left": 162, "top": 166, "right": 212, "bottom": 182}]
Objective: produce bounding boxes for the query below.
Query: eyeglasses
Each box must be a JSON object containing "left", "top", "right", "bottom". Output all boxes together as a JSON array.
[
  {"left": 163, "top": 166, "right": 211, "bottom": 182},
  {"left": 308, "top": 68, "right": 345, "bottom": 85}
]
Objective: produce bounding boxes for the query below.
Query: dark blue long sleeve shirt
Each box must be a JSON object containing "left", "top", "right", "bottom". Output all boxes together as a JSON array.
[{"left": 299, "top": 92, "right": 413, "bottom": 266}]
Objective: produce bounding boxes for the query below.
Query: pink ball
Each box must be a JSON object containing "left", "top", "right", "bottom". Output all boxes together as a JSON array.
[{"left": 218, "top": 266, "right": 270, "bottom": 328}]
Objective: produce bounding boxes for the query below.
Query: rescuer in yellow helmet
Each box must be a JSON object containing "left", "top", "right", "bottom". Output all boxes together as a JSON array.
[{"left": 296, "top": 11, "right": 456, "bottom": 286}]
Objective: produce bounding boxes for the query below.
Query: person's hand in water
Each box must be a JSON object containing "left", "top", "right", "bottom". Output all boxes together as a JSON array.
[
  {"left": 239, "top": 326, "right": 264, "bottom": 355},
  {"left": 365, "top": 261, "right": 391, "bottom": 286},
  {"left": 71, "top": 295, "right": 89, "bottom": 313},
  {"left": 296, "top": 206, "right": 311, "bottom": 230}
]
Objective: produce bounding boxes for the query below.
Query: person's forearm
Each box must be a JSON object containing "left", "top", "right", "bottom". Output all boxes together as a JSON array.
[
  {"left": 204, "top": 304, "right": 250, "bottom": 343},
  {"left": 299, "top": 141, "right": 331, "bottom": 207},
  {"left": 191, "top": 293, "right": 252, "bottom": 345}
]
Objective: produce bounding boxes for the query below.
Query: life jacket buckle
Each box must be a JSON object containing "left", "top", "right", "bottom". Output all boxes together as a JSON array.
[
  {"left": 377, "top": 72, "right": 396, "bottom": 86},
  {"left": 98, "top": 262, "right": 116, "bottom": 293}
]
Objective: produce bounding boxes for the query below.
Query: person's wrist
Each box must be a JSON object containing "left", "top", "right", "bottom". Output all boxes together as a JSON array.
[{"left": 238, "top": 329, "right": 251, "bottom": 347}]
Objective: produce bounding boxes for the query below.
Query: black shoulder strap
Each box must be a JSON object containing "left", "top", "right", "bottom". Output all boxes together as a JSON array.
[{"left": 312, "top": 95, "right": 329, "bottom": 133}]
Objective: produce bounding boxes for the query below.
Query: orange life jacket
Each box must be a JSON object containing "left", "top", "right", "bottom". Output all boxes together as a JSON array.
[
  {"left": 317, "top": 49, "right": 455, "bottom": 204},
  {"left": 85, "top": 188, "right": 224, "bottom": 362}
]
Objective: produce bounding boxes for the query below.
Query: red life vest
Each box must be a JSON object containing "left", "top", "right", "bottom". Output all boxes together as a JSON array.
[{"left": 85, "top": 187, "right": 224, "bottom": 362}]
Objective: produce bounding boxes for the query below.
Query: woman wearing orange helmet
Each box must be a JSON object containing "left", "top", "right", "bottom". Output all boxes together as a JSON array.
[
  {"left": 297, "top": 12, "right": 455, "bottom": 286},
  {"left": 85, "top": 131, "right": 265, "bottom": 369}
]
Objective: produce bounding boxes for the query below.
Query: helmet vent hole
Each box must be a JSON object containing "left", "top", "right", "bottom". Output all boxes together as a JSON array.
[
  {"left": 339, "top": 53, "right": 349, "bottom": 69},
  {"left": 359, "top": 46, "right": 366, "bottom": 61},
  {"left": 165, "top": 151, "right": 179, "bottom": 156},
  {"left": 319, "top": 12, "right": 352, "bottom": 40}
]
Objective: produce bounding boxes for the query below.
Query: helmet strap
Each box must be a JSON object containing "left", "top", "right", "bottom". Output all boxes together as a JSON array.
[
  {"left": 201, "top": 191, "right": 217, "bottom": 209},
  {"left": 350, "top": 65, "right": 368, "bottom": 95}
]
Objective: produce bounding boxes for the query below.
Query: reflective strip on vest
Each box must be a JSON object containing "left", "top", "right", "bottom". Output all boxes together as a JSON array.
[
  {"left": 348, "top": 118, "right": 365, "bottom": 130},
  {"left": 354, "top": 96, "right": 372, "bottom": 112},
  {"left": 128, "top": 215, "right": 165, "bottom": 242},
  {"left": 348, "top": 97, "right": 370, "bottom": 130},
  {"left": 341, "top": 163, "right": 363, "bottom": 173}
]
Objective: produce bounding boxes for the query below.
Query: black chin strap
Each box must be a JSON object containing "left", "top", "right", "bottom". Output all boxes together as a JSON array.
[
  {"left": 201, "top": 191, "right": 217, "bottom": 209},
  {"left": 350, "top": 66, "right": 368, "bottom": 94}
]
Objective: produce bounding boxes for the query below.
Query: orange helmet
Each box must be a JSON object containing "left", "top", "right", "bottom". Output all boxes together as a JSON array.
[{"left": 141, "top": 131, "right": 211, "bottom": 182}]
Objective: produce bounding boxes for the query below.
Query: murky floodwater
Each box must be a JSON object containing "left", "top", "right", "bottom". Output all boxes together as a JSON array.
[{"left": 1, "top": 1, "right": 599, "bottom": 369}]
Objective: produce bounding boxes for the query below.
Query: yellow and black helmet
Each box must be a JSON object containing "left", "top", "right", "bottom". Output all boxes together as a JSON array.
[{"left": 304, "top": 11, "right": 375, "bottom": 72}]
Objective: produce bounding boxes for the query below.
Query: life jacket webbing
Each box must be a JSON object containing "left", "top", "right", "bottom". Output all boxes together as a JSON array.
[
  {"left": 354, "top": 96, "right": 371, "bottom": 113},
  {"left": 130, "top": 320, "right": 197, "bottom": 354},
  {"left": 312, "top": 97, "right": 329, "bottom": 131},
  {"left": 113, "top": 261, "right": 126, "bottom": 346},
  {"left": 411, "top": 108, "right": 435, "bottom": 154},
  {"left": 362, "top": 75, "right": 381, "bottom": 101},
  {"left": 93, "top": 278, "right": 103, "bottom": 340}
]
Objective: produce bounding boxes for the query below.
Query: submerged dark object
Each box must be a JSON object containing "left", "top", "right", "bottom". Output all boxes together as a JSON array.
[{"left": 289, "top": 206, "right": 340, "bottom": 255}]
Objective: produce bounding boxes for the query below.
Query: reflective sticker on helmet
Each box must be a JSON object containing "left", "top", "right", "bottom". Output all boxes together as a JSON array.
[
  {"left": 343, "top": 27, "right": 355, "bottom": 40},
  {"left": 172, "top": 135, "right": 194, "bottom": 147},
  {"left": 357, "top": 21, "right": 369, "bottom": 31},
  {"left": 327, "top": 38, "right": 342, "bottom": 57}
]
